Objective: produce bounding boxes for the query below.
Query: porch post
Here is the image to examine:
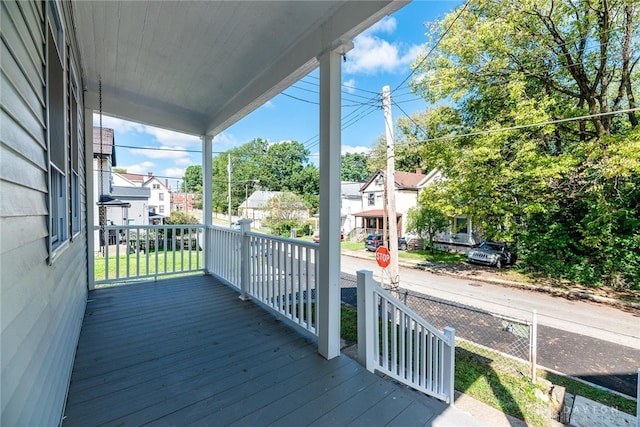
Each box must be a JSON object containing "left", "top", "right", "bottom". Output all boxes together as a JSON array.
[
  {"left": 357, "top": 270, "right": 375, "bottom": 372},
  {"left": 85, "top": 107, "right": 95, "bottom": 290},
  {"left": 238, "top": 218, "right": 252, "bottom": 301},
  {"left": 318, "top": 42, "right": 350, "bottom": 360},
  {"left": 202, "top": 135, "right": 213, "bottom": 274}
]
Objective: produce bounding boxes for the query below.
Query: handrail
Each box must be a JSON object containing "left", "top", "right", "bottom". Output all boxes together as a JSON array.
[
  {"left": 94, "top": 224, "right": 204, "bottom": 285},
  {"left": 357, "top": 270, "right": 455, "bottom": 404}
]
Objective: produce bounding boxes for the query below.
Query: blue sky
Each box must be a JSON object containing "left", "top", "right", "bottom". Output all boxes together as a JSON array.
[{"left": 95, "top": 1, "right": 463, "bottom": 189}]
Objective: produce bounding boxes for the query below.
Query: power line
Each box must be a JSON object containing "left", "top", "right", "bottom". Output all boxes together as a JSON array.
[
  {"left": 280, "top": 92, "right": 318, "bottom": 105},
  {"left": 392, "top": 0, "right": 472, "bottom": 94},
  {"left": 392, "top": 100, "right": 428, "bottom": 139},
  {"left": 395, "top": 107, "right": 640, "bottom": 147}
]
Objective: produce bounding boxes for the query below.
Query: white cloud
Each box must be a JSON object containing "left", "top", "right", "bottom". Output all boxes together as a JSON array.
[
  {"left": 367, "top": 16, "right": 397, "bottom": 34},
  {"left": 345, "top": 17, "right": 422, "bottom": 75},
  {"left": 213, "top": 132, "right": 240, "bottom": 150},
  {"left": 341, "top": 145, "right": 370, "bottom": 155},
  {"left": 121, "top": 161, "right": 155, "bottom": 175},
  {"left": 128, "top": 146, "right": 191, "bottom": 161},
  {"left": 175, "top": 157, "right": 193, "bottom": 166},
  {"left": 144, "top": 127, "right": 200, "bottom": 148},
  {"left": 93, "top": 114, "right": 200, "bottom": 148},
  {"left": 343, "top": 79, "right": 357, "bottom": 94},
  {"left": 164, "top": 167, "right": 186, "bottom": 180},
  {"left": 93, "top": 114, "right": 146, "bottom": 133}
]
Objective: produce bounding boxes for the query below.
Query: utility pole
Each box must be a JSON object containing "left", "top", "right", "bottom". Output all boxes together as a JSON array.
[
  {"left": 228, "top": 153, "right": 232, "bottom": 226},
  {"left": 382, "top": 85, "right": 399, "bottom": 288}
]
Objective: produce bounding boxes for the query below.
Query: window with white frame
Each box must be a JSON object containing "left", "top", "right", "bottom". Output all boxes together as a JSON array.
[
  {"left": 69, "top": 56, "right": 80, "bottom": 236},
  {"left": 159, "top": 192, "right": 164, "bottom": 201},
  {"left": 47, "top": 3, "right": 69, "bottom": 253},
  {"left": 455, "top": 217, "right": 468, "bottom": 234},
  {"left": 367, "top": 193, "right": 375, "bottom": 206},
  {"left": 159, "top": 205, "right": 164, "bottom": 213}
]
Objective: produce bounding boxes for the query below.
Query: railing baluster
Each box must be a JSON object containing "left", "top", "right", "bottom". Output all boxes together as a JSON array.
[
  {"left": 124, "top": 228, "right": 131, "bottom": 277},
  {"left": 104, "top": 233, "right": 110, "bottom": 281}
]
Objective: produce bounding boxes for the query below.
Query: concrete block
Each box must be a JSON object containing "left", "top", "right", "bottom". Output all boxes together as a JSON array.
[{"left": 568, "top": 395, "right": 637, "bottom": 427}]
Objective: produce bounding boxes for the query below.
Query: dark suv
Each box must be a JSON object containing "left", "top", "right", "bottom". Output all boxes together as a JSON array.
[{"left": 365, "top": 234, "right": 408, "bottom": 251}]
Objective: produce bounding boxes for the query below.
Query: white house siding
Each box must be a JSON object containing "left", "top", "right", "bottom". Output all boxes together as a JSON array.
[
  {"left": 340, "top": 182, "right": 364, "bottom": 236},
  {"left": 1, "top": 1, "right": 88, "bottom": 426},
  {"left": 143, "top": 177, "right": 170, "bottom": 216},
  {"left": 394, "top": 189, "right": 419, "bottom": 236}
]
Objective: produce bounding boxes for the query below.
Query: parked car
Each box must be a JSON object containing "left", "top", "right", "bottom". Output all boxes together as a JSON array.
[
  {"left": 313, "top": 231, "right": 344, "bottom": 243},
  {"left": 365, "top": 234, "right": 408, "bottom": 251},
  {"left": 467, "top": 241, "right": 516, "bottom": 268}
]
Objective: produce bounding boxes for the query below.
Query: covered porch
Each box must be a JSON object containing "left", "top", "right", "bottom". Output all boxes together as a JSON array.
[{"left": 63, "top": 274, "right": 477, "bottom": 426}]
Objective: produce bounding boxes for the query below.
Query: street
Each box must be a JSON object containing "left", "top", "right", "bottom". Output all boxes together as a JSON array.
[{"left": 340, "top": 254, "right": 640, "bottom": 397}]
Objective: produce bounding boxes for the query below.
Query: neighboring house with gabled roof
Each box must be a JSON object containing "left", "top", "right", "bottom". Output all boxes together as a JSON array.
[
  {"left": 113, "top": 172, "right": 171, "bottom": 225},
  {"left": 142, "top": 174, "right": 171, "bottom": 219},
  {"left": 354, "top": 169, "right": 425, "bottom": 237}
]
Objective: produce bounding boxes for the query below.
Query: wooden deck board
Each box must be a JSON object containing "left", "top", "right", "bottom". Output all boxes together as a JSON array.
[{"left": 63, "top": 274, "right": 471, "bottom": 426}]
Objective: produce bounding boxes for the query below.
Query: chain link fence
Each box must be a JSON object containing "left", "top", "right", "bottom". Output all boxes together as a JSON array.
[{"left": 340, "top": 274, "right": 537, "bottom": 380}]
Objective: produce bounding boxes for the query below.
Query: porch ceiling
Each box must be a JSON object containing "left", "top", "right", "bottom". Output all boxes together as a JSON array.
[{"left": 73, "top": 1, "right": 408, "bottom": 136}]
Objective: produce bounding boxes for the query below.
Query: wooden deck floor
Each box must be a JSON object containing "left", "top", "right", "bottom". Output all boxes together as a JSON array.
[{"left": 63, "top": 275, "right": 478, "bottom": 426}]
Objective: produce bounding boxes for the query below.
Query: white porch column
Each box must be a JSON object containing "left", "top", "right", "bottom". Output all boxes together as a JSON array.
[
  {"left": 202, "top": 135, "right": 213, "bottom": 274},
  {"left": 317, "top": 45, "right": 346, "bottom": 360},
  {"left": 85, "top": 107, "right": 95, "bottom": 290}
]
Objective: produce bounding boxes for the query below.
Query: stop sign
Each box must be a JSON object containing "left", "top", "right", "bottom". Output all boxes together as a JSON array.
[{"left": 375, "top": 246, "right": 391, "bottom": 268}]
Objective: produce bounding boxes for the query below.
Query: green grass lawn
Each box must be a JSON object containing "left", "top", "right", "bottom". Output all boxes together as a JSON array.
[
  {"left": 95, "top": 249, "right": 203, "bottom": 281},
  {"left": 398, "top": 248, "right": 468, "bottom": 263}
]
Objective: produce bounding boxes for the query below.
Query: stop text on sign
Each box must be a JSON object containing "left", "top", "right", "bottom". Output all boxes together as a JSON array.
[{"left": 375, "top": 246, "right": 391, "bottom": 268}]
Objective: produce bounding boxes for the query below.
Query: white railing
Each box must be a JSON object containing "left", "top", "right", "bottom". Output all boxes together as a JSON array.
[
  {"left": 206, "top": 221, "right": 319, "bottom": 338},
  {"left": 95, "top": 224, "right": 205, "bottom": 285},
  {"left": 357, "top": 270, "right": 456, "bottom": 405},
  {"left": 205, "top": 226, "right": 243, "bottom": 287}
]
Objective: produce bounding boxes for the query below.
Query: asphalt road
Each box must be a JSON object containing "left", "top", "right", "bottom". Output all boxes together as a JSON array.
[{"left": 339, "top": 255, "right": 640, "bottom": 398}]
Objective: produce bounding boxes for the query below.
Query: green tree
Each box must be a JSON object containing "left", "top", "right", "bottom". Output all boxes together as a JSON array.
[
  {"left": 411, "top": 0, "right": 638, "bottom": 140},
  {"left": 407, "top": 0, "right": 639, "bottom": 288},
  {"left": 406, "top": 182, "right": 452, "bottom": 254},
  {"left": 289, "top": 165, "right": 320, "bottom": 214},
  {"left": 341, "top": 152, "right": 371, "bottom": 182},
  {"left": 211, "top": 139, "right": 268, "bottom": 214},
  {"left": 113, "top": 167, "right": 127, "bottom": 174},
  {"left": 367, "top": 135, "right": 424, "bottom": 174},
  {"left": 259, "top": 141, "right": 311, "bottom": 191},
  {"left": 165, "top": 210, "right": 200, "bottom": 226},
  {"left": 210, "top": 139, "right": 319, "bottom": 216},
  {"left": 182, "top": 165, "right": 202, "bottom": 193},
  {"left": 263, "top": 192, "right": 307, "bottom": 235}
]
